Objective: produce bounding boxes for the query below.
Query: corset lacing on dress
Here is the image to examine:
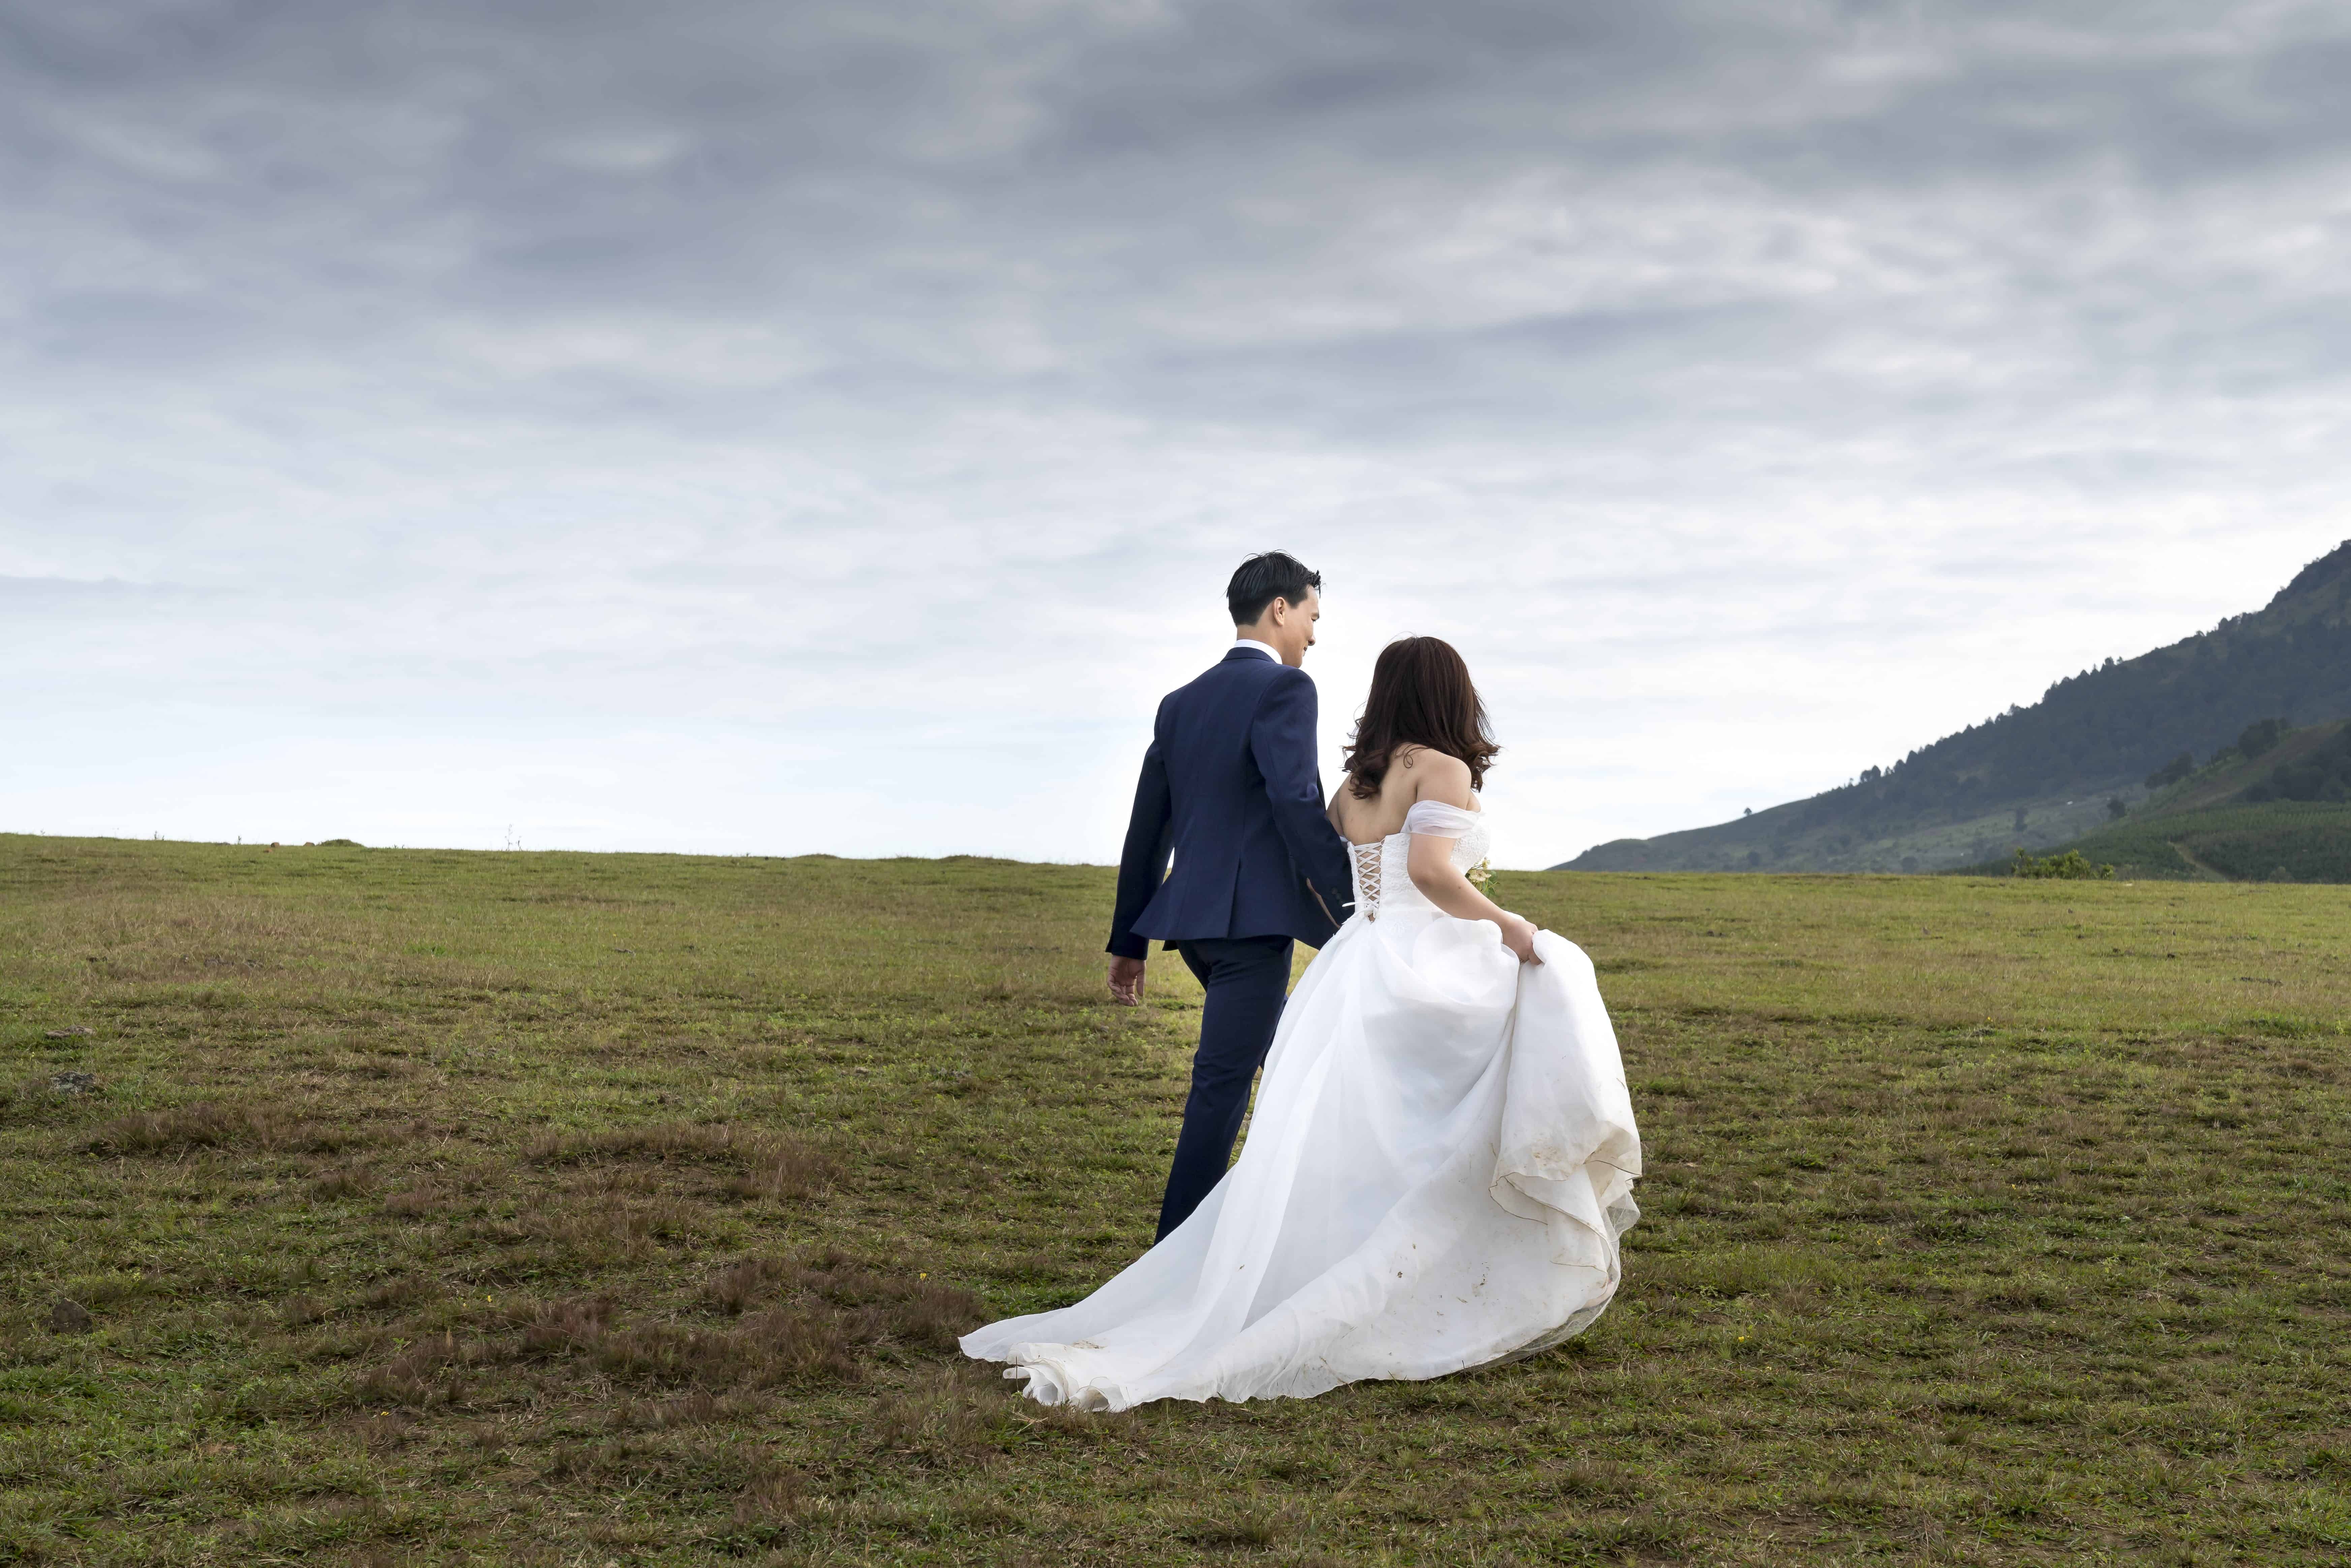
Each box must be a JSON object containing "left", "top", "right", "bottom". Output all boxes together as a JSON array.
[
  {"left": 1348, "top": 798, "right": 1489, "bottom": 921},
  {"left": 1350, "top": 842, "right": 1387, "bottom": 919}
]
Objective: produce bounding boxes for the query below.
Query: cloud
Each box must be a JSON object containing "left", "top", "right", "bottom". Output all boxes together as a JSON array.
[{"left": 4, "top": 0, "right": 2350, "bottom": 864}]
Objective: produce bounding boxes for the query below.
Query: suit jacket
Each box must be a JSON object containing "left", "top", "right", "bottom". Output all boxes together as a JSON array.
[{"left": 1107, "top": 648, "right": 1357, "bottom": 959}]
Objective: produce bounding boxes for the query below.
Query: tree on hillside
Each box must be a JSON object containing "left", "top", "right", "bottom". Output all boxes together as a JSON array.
[
  {"left": 2238, "top": 717, "right": 2292, "bottom": 758},
  {"left": 2145, "top": 751, "right": 2195, "bottom": 789},
  {"left": 2242, "top": 726, "right": 2351, "bottom": 803}
]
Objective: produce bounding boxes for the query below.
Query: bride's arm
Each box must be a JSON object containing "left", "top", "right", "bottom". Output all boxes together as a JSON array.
[{"left": 1403, "top": 756, "right": 1541, "bottom": 964}]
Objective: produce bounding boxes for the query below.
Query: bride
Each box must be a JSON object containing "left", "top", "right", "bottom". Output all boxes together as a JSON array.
[{"left": 962, "top": 636, "right": 1642, "bottom": 1410}]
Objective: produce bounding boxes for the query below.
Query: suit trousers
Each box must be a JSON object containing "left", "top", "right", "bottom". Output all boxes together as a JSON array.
[{"left": 1156, "top": 934, "right": 1296, "bottom": 1240}]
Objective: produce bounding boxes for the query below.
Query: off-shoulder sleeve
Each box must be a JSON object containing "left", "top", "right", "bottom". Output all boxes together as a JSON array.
[{"left": 1403, "top": 800, "right": 1481, "bottom": 840}]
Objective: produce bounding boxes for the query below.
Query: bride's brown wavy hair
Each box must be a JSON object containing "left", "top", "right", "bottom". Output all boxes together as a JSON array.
[{"left": 1344, "top": 636, "right": 1500, "bottom": 799}]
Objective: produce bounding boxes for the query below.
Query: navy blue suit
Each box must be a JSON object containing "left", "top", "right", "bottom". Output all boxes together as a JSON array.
[{"left": 1108, "top": 646, "right": 1356, "bottom": 1237}]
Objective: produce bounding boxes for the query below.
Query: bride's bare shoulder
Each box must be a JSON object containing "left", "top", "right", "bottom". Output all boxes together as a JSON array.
[{"left": 1400, "top": 747, "right": 1475, "bottom": 808}]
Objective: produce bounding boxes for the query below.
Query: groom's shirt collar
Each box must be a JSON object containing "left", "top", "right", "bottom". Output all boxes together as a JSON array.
[{"left": 1231, "top": 637, "right": 1282, "bottom": 665}]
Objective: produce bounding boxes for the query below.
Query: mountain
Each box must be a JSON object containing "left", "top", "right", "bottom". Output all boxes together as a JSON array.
[{"left": 1560, "top": 540, "right": 2351, "bottom": 874}]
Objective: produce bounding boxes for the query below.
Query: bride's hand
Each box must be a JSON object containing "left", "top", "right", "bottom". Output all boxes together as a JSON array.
[{"left": 1498, "top": 912, "right": 1543, "bottom": 965}]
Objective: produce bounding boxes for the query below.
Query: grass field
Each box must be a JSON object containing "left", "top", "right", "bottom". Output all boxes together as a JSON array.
[{"left": 4, "top": 834, "right": 2350, "bottom": 1566}]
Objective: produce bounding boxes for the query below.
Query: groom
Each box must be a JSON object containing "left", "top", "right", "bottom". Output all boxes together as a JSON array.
[{"left": 1107, "top": 551, "right": 1358, "bottom": 1239}]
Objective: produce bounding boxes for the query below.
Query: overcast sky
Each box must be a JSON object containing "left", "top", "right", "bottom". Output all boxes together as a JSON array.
[{"left": 6, "top": 1, "right": 2351, "bottom": 868}]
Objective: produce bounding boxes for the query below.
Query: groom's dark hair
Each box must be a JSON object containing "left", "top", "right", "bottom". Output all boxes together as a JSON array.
[{"left": 1227, "top": 552, "right": 1321, "bottom": 625}]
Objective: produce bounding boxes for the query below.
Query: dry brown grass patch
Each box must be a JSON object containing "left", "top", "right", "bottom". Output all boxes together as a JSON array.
[
  {"left": 594, "top": 1311, "right": 857, "bottom": 1389},
  {"left": 607, "top": 1390, "right": 749, "bottom": 1430},
  {"left": 514, "top": 1292, "right": 861, "bottom": 1388},
  {"left": 344, "top": 1411, "right": 419, "bottom": 1453},
  {"left": 723, "top": 1135, "right": 839, "bottom": 1201},
  {"left": 347, "top": 1253, "right": 978, "bottom": 1411},
  {"left": 870, "top": 1367, "right": 1022, "bottom": 1468},
  {"left": 793, "top": 1249, "right": 986, "bottom": 1351},
  {"left": 308, "top": 1164, "right": 377, "bottom": 1200},
  {"left": 523, "top": 1119, "right": 841, "bottom": 1201},
  {"left": 527, "top": 1119, "right": 749, "bottom": 1164},
  {"left": 524, "top": 1195, "right": 704, "bottom": 1260},
  {"left": 732, "top": 1308, "right": 868, "bottom": 1385},
  {"left": 525, "top": 1120, "right": 722, "bottom": 1163},
  {"left": 361, "top": 1276, "right": 439, "bottom": 1312},
  {"left": 81, "top": 1100, "right": 353, "bottom": 1156},
  {"left": 703, "top": 1257, "right": 794, "bottom": 1315},
  {"left": 731, "top": 1464, "right": 817, "bottom": 1532},
  {"left": 1172, "top": 1502, "right": 1295, "bottom": 1551},
  {"left": 700, "top": 1250, "right": 985, "bottom": 1351},
  {"left": 379, "top": 1181, "right": 455, "bottom": 1219},
  {"left": 517, "top": 1296, "right": 616, "bottom": 1356},
  {"left": 1015, "top": 1394, "right": 1144, "bottom": 1446},
  {"left": 866, "top": 1360, "right": 1142, "bottom": 1467},
  {"left": 357, "top": 1329, "right": 494, "bottom": 1409}
]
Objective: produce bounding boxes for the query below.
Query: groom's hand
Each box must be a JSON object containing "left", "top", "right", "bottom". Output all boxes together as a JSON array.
[{"left": 1108, "top": 955, "right": 1147, "bottom": 1005}]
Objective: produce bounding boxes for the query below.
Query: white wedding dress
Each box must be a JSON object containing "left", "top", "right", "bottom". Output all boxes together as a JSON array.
[{"left": 962, "top": 799, "right": 1642, "bottom": 1410}]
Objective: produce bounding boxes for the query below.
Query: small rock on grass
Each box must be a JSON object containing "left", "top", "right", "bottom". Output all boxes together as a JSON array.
[
  {"left": 49, "top": 1299, "right": 92, "bottom": 1335},
  {"left": 43, "top": 1027, "right": 90, "bottom": 1039},
  {"left": 48, "top": 1072, "right": 100, "bottom": 1097}
]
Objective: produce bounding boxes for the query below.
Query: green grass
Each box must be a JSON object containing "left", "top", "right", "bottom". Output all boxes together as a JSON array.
[{"left": 5, "top": 834, "right": 2351, "bottom": 1565}]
